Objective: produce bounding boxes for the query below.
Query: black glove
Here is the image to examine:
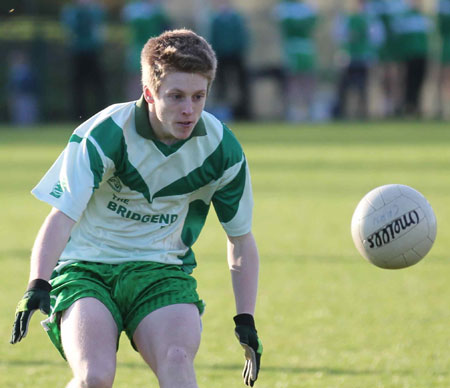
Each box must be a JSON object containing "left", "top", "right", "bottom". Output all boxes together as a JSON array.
[
  {"left": 10, "top": 279, "right": 52, "bottom": 344},
  {"left": 234, "top": 314, "right": 263, "bottom": 386}
]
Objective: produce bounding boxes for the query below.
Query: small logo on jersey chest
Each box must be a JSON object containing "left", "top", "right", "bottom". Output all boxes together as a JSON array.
[{"left": 107, "top": 177, "right": 122, "bottom": 192}]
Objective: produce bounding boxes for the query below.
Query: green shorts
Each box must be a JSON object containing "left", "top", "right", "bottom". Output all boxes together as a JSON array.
[{"left": 41, "top": 261, "right": 205, "bottom": 359}]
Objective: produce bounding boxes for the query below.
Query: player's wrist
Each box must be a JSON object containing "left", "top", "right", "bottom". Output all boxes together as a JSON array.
[
  {"left": 233, "top": 313, "right": 255, "bottom": 328},
  {"left": 27, "top": 279, "right": 52, "bottom": 292}
]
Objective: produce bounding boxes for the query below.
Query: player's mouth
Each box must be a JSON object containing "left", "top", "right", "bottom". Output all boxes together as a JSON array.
[{"left": 177, "top": 121, "right": 194, "bottom": 130}]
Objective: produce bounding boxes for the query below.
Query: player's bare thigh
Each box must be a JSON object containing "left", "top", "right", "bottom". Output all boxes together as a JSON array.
[
  {"left": 61, "top": 297, "right": 118, "bottom": 387},
  {"left": 133, "top": 303, "right": 201, "bottom": 380}
]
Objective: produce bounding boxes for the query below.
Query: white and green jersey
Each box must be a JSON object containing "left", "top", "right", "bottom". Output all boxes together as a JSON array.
[{"left": 32, "top": 97, "right": 253, "bottom": 273}]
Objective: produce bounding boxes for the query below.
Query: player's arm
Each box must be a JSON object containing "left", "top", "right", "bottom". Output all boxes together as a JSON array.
[
  {"left": 228, "top": 231, "right": 262, "bottom": 386},
  {"left": 29, "top": 207, "right": 75, "bottom": 281},
  {"left": 228, "top": 231, "right": 259, "bottom": 315},
  {"left": 11, "top": 207, "right": 75, "bottom": 344}
]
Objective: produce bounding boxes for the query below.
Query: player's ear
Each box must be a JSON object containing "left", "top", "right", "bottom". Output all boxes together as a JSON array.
[{"left": 143, "top": 86, "right": 154, "bottom": 104}]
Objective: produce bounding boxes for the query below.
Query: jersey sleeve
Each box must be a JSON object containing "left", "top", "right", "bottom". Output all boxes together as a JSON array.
[
  {"left": 31, "top": 134, "right": 107, "bottom": 221},
  {"left": 212, "top": 155, "right": 254, "bottom": 237}
]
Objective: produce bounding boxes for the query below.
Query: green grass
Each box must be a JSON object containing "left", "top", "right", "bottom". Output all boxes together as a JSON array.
[{"left": 1, "top": 121, "right": 449, "bottom": 387}]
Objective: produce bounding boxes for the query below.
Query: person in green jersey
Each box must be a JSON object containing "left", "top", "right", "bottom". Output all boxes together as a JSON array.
[
  {"left": 333, "top": 0, "right": 375, "bottom": 119},
  {"left": 209, "top": 0, "right": 251, "bottom": 120},
  {"left": 274, "top": 0, "right": 318, "bottom": 122},
  {"left": 437, "top": 0, "right": 450, "bottom": 118},
  {"left": 10, "top": 29, "right": 262, "bottom": 388},
  {"left": 365, "top": 0, "right": 409, "bottom": 117},
  {"left": 121, "top": 0, "right": 172, "bottom": 100},
  {"left": 61, "top": 0, "right": 107, "bottom": 120},
  {"left": 395, "top": 0, "right": 432, "bottom": 117}
]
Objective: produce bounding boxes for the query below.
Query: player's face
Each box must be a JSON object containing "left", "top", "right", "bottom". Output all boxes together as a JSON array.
[{"left": 145, "top": 72, "right": 208, "bottom": 145}]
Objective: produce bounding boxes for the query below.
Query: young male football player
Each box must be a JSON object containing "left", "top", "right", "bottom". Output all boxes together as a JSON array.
[{"left": 11, "top": 29, "right": 262, "bottom": 388}]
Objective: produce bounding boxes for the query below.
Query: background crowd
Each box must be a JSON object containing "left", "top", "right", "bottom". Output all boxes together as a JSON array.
[{"left": 2, "top": 0, "right": 450, "bottom": 125}]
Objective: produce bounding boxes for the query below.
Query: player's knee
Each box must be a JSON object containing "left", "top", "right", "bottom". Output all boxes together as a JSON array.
[
  {"left": 165, "top": 345, "right": 194, "bottom": 367},
  {"left": 73, "top": 368, "right": 114, "bottom": 388}
]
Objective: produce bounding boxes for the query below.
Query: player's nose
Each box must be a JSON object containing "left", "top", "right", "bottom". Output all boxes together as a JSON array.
[{"left": 181, "top": 100, "right": 194, "bottom": 115}]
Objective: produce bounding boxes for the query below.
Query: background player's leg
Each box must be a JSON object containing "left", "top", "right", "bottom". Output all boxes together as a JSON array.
[
  {"left": 61, "top": 297, "right": 118, "bottom": 388},
  {"left": 133, "top": 303, "right": 201, "bottom": 388}
]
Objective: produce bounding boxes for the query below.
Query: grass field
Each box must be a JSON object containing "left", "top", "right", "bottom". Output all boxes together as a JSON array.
[{"left": 0, "top": 121, "right": 449, "bottom": 388}]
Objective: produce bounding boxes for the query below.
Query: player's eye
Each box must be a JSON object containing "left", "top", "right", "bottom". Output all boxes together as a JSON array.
[
  {"left": 193, "top": 94, "right": 205, "bottom": 102},
  {"left": 169, "top": 93, "right": 183, "bottom": 101}
]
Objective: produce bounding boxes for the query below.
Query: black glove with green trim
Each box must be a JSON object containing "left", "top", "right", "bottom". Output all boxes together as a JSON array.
[
  {"left": 234, "top": 313, "right": 263, "bottom": 386},
  {"left": 10, "top": 279, "right": 52, "bottom": 344}
]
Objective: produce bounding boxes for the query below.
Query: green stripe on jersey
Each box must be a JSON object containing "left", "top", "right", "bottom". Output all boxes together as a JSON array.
[
  {"left": 85, "top": 139, "right": 104, "bottom": 190},
  {"left": 181, "top": 200, "right": 210, "bottom": 247},
  {"left": 213, "top": 159, "right": 247, "bottom": 223},
  {"left": 69, "top": 134, "right": 103, "bottom": 190},
  {"left": 178, "top": 199, "right": 211, "bottom": 273},
  {"left": 90, "top": 118, "right": 151, "bottom": 203},
  {"left": 153, "top": 125, "right": 243, "bottom": 199},
  {"left": 69, "top": 134, "right": 83, "bottom": 143}
]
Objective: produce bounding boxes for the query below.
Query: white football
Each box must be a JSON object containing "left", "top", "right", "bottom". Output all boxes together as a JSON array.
[{"left": 351, "top": 184, "right": 437, "bottom": 269}]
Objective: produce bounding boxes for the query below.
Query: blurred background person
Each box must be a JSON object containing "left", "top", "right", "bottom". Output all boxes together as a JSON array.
[
  {"left": 208, "top": 0, "right": 251, "bottom": 120},
  {"left": 333, "top": 0, "right": 376, "bottom": 120},
  {"left": 366, "top": 0, "right": 409, "bottom": 118},
  {"left": 6, "top": 50, "right": 40, "bottom": 126},
  {"left": 121, "top": 0, "right": 172, "bottom": 101},
  {"left": 437, "top": 0, "right": 450, "bottom": 119},
  {"left": 274, "top": 0, "right": 318, "bottom": 122},
  {"left": 61, "top": 0, "right": 107, "bottom": 120},
  {"left": 395, "top": 0, "right": 432, "bottom": 118}
]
